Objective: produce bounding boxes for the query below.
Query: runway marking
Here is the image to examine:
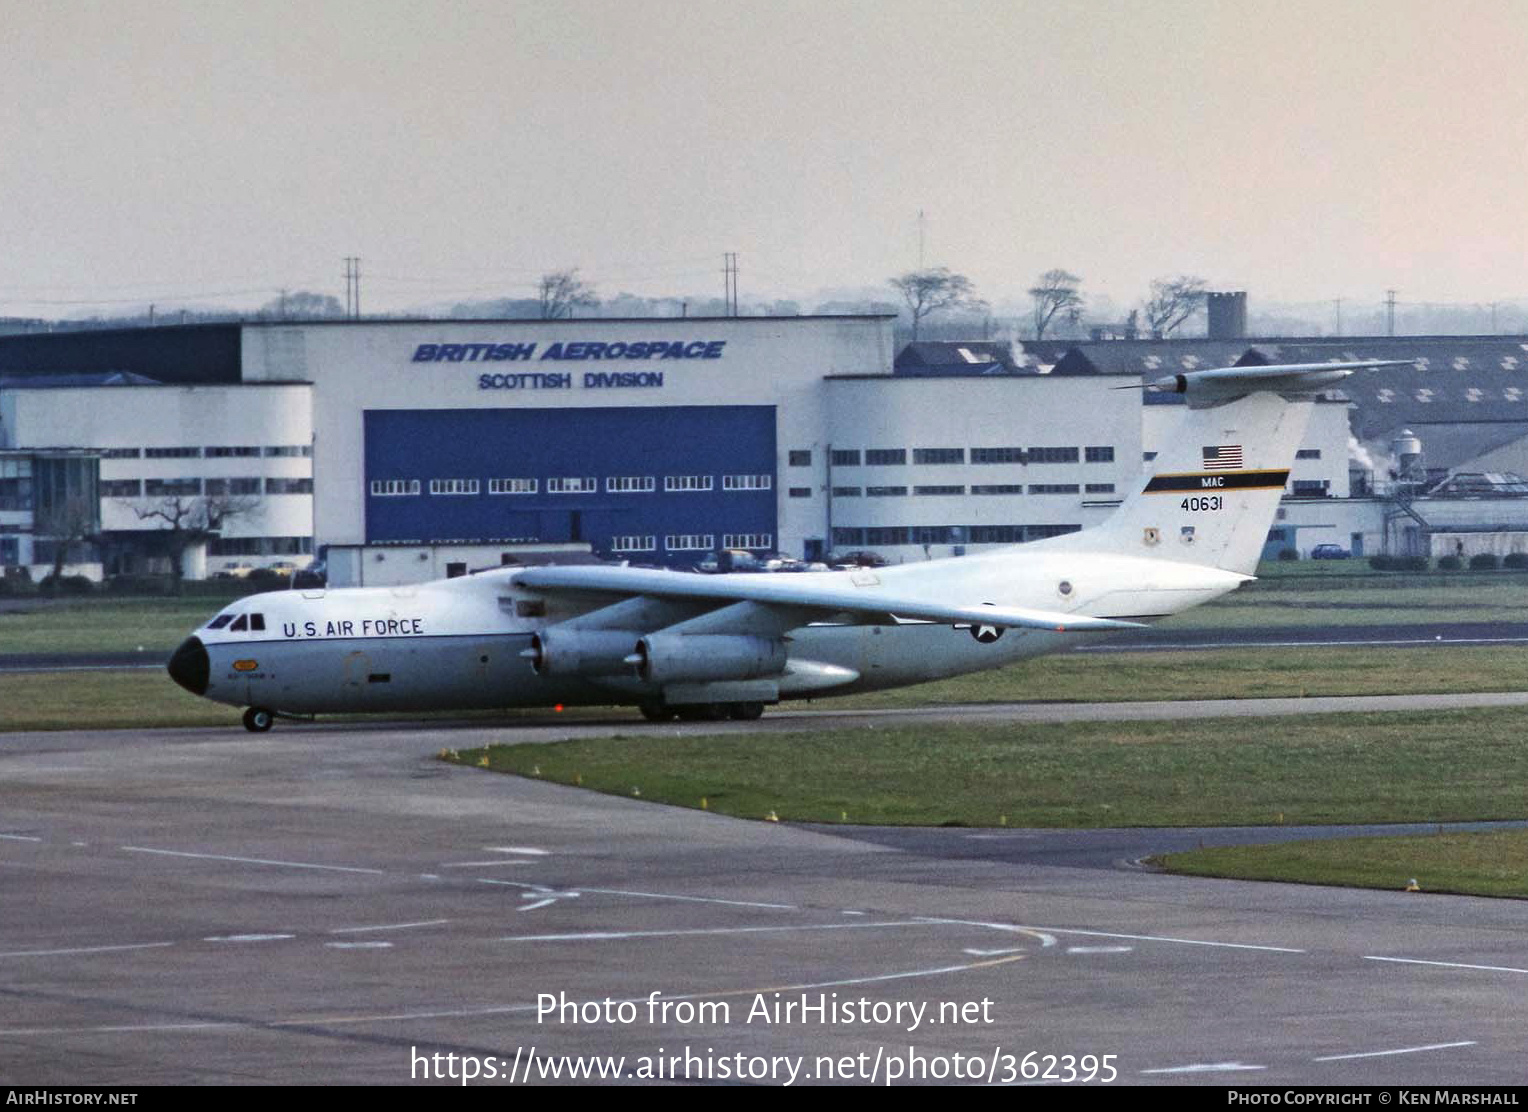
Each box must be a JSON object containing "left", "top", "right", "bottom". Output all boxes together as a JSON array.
[
  {"left": 918, "top": 917, "right": 1304, "bottom": 953},
  {"left": 1068, "top": 946, "right": 1133, "bottom": 954},
  {"left": 204, "top": 934, "right": 295, "bottom": 943},
  {"left": 500, "top": 921, "right": 927, "bottom": 943},
  {"left": 121, "top": 846, "right": 385, "bottom": 875},
  {"left": 963, "top": 947, "right": 1026, "bottom": 956},
  {"left": 329, "top": 919, "right": 451, "bottom": 935},
  {"left": 0, "top": 834, "right": 43, "bottom": 842},
  {"left": 440, "top": 860, "right": 536, "bottom": 868},
  {"left": 1313, "top": 1040, "right": 1476, "bottom": 1062},
  {"left": 1081, "top": 636, "right": 1528, "bottom": 653},
  {"left": 579, "top": 886, "right": 798, "bottom": 910},
  {"left": 477, "top": 878, "right": 798, "bottom": 911},
  {"left": 1366, "top": 955, "right": 1528, "bottom": 975},
  {"left": 325, "top": 941, "right": 394, "bottom": 950},
  {"left": 484, "top": 846, "right": 549, "bottom": 856},
  {"left": 1140, "top": 1062, "right": 1265, "bottom": 1074},
  {"left": 0, "top": 942, "right": 175, "bottom": 960}
]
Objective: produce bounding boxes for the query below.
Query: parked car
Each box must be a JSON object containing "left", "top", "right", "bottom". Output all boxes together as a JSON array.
[
  {"left": 1310, "top": 543, "right": 1351, "bottom": 560},
  {"left": 292, "top": 560, "right": 327, "bottom": 589},
  {"left": 214, "top": 561, "right": 257, "bottom": 579}
]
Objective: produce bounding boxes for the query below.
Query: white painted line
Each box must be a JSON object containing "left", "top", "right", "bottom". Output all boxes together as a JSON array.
[
  {"left": 485, "top": 846, "right": 549, "bottom": 856},
  {"left": 329, "top": 919, "right": 451, "bottom": 935},
  {"left": 1366, "top": 955, "right": 1528, "bottom": 975},
  {"left": 842, "top": 910, "right": 868, "bottom": 916},
  {"left": 0, "top": 834, "right": 43, "bottom": 842},
  {"left": 440, "top": 860, "right": 535, "bottom": 868},
  {"left": 1068, "top": 946, "right": 1134, "bottom": 954},
  {"left": 580, "top": 886, "right": 799, "bottom": 910},
  {"left": 918, "top": 918, "right": 1305, "bottom": 954},
  {"left": 963, "top": 947, "right": 1027, "bottom": 956},
  {"left": 203, "top": 934, "right": 295, "bottom": 943},
  {"left": 501, "top": 921, "right": 930, "bottom": 943},
  {"left": 1141, "top": 1062, "right": 1265, "bottom": 1075},
  {"left": 122, "top": 846, "right": 384, "bottom": 875},
  {"left": 325, "top": 941, "right": 394, "bottom": 950},
  {"left": 0, "top": 942, "right": 175, "bottom": 960},
  {"left": 475, "top": 878, "right": 799, "bottom": 910},
  {"left": 1314, "top": 1040, "right": 1476, "bottom": 1062}
]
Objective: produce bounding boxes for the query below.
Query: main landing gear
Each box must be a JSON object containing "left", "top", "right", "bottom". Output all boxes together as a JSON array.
[
  {"left": 638, "top": 701, "right": 767, "bottom": 722},
  {"left": 242, "top": 707, "right": 275, "bottom": 732}
]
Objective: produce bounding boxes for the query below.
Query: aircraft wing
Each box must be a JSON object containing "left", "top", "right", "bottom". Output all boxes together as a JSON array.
[{"left": 510, "top": 565, "right": 1142, "bottom": 632}]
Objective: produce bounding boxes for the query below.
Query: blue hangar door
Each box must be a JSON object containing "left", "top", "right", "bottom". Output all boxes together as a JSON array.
[{"left": 363, "top": 406, "right": 777, "bottom": 566}]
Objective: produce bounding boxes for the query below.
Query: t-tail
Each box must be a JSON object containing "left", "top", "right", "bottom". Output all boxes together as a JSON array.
[{"left": 1036, "top": 360, "right": 1411, "bottom": 577}]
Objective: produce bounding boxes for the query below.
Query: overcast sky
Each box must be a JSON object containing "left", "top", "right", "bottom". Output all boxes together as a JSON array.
[{"left": 2, "top": 0, "right": 1525, "bottom": 315}]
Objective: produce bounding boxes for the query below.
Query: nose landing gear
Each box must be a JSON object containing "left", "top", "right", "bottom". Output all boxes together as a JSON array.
[{"left": 242, "top": 707, "right": 275, "bottom": 732}]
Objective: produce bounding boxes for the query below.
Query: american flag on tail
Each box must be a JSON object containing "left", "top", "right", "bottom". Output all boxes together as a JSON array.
[{"left": 1202, "top": 444, "right": 1243, "bottom": 470}]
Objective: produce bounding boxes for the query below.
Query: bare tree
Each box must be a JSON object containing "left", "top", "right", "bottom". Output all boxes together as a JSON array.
[
  {"left": 887, "top": 268, "right": 985, "bottom": 340},
  {"left": 129, "top": 494, "right": 261, "bottom": 581},
  {"left": 1028, "top": 269, "right": 1083, "bottom": 340},
  {"left": 538, "top": 269, "right": 599, "bottom": 319},
  {"left": 1143, "top": 275, "right": 1208, "bottom": 338},
  {"left": 35, "top": 492, "right": 99, "bottom": 587}
]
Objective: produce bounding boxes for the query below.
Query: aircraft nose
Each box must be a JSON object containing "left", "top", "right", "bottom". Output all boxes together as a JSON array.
[{"left": 167, "top": 636, "right": 209, "bottom": 696}]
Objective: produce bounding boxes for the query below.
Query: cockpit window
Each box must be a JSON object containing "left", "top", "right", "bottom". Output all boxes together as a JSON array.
[
  {"left": 207, "top": 614, "right": 234, "bottom": 630},
  {"left": 229, "top": 614, "right": 249, "bottom": 632},
  {"left": 249, "top": 613, "right": 265, "bottom": 631}
]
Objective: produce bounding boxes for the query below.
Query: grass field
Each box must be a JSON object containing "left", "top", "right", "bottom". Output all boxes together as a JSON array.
[
  {"left": 446, "top": 706, "right": 1528, "bottom": 828},
  {"left": 1157, "top": 830, "right": 1528, "bottom": 899}
]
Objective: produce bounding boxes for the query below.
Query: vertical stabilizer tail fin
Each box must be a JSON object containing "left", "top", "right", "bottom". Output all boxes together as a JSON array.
[{"left": 1031, "top": 361, "right": 1405, "bottom": 576}]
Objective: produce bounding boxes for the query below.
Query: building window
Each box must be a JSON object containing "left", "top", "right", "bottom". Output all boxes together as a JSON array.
[
  {"left": 723, "top": 474, "right": 772, "bottom": 491},
  {"left": 547, "top": 476, "right": 597, "bottom": 493},
  {"left": 664, "top": 475, "right": 714, "bottom": 492},
  {"left": 1296, "top": 449, "right": 1322, "bottom": 459},
  {"left": 100, "top": 479, "right": 142, "bottom": 497},
  {"left": 1084, "top": 483, "right": 1116, "bottom": 494},
  {"left": 429, "top": 478, "right": 480, "bottom": 495},
  {"left": 831, "top": 486, "right": 862, "bottom": 497},
  {"left": 1084, "top": 446, "right": 1115, "bottom": 463},
  {"left": 370, "top": 479, "right": 420, "bottom": 496},
  {"left": 1291, "top": 480, "right": 1330, "bottom": 497},
  {"left": 971, "top": 447, "right": 1026, "bottom": 464},
  {"left": 788, "top": 450, "right": 812, "bottom": 467},
  {"left": 865, "top": 486, "right": 907, "bottom": 497},
  {"left": 205, "top": 446, "right": 262, "bottom": 458},
  {"left": 832, "top": 528, "right": 865, "bottom": 547},
  {"left": 607, "top": 476, "right": 656, "bottom": 493},
  {"left": 206, "top": 478, "right": 262, "bottom": 496},
  {"left": 830, "top": 449, "right": 860, "bottom": 467},
  {"left": 1028, "top": 524, "right": 1082, "bottom": 540},
  {"left": 971, "top": 484, "right": 1024, "bottom": 495},
  {"left": 1144, "top": 452, "right": 1158, "bottom": 461},
  {"left": 144, "top": 447, "right": 201, "bottom": 459},
  {"left": 489, "top": 478, "right": 538, "bottom": 494},
  {"left": 969, "top": 525, "right": 1025, "bottom": 544},
  {"left": 664, "top": 534, "right": 715, "bottom": 551},
  {"left": 911, "top": 525, "right": 963, "bottom": 545},
  {"left": 864, "top": 527, "right": 909, "bottom": 545},
  {"left": 264, "top": 445, "right": 313, "bottom": 458},
  {"left": 865, "top": 448, "right": 907, "bottom": 466},
  {"left": 914, "top": 485, "right": 964, "bottom": 496},
  {"left": 1029, "top": 484, "right": 1081, "bottom": 495},
  {"left": 1028, "top": 446, "right": 1079, "bottom": 464},
  {"left": 101, "top": 448, "right": 141, "bottom": 459},
  {"left": 267, "top": 477, "right": 315, "bottom": 495},
  {"left": 913, "top": 448, "right": 964, "bottom": 465},
  {"left": 788, "top": 487, "right": 812, "bottom": 498},
  {"left": 610, "top": 535, "right": 656, "bottom": 552},
  {"left": 722, "top": 533, "right": 772, "bottom": 550},
  {"left": 144, "top": 478, "right": 202, "bottom": 496}
]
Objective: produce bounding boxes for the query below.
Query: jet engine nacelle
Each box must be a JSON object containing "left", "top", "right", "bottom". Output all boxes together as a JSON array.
[
  {"left": 524, "top": 629, "right": 640, "bottom": 677},
  {"left": 632, "top": 633, "right": 787, "bottom": 686}
]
